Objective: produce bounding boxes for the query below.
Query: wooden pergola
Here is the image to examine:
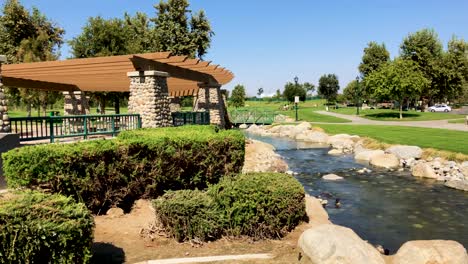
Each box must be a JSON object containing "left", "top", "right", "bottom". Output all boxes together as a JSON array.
[{"left": 1, "top": 52, "right": 234, "bottom": 97}]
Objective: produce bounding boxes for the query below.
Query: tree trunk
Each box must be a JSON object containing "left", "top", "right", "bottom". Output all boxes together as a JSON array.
[
  {"left": 399, "top": 102, "right": 403, "bottom": 119},
  {"left": 42, "top": 102, "right": 47, "bottom": 117},
  {"left": 26, "top": 104, "right": 31, "bottom": 117},
  {"left": 114, "top": 97, "right": 120, "bottom": 115},
  {"left": 100, "top": 97, "right": 106, "bottom": 115}
]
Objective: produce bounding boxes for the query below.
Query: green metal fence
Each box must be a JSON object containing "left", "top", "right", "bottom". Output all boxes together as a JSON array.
[
  {"left": 10, "top": 114, "right": 141, "bottom": 143},
  {"left": 229, "top": 109, "right": 277, "bottom": 125},
  {"left": 171, "top": 111, "right": 210, "bottom": 126}
]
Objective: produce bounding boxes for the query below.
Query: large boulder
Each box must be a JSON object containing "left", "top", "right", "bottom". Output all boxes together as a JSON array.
[
  {"left": 246, "top": 124, "right": 262, "bottom": 134},
  {"left": 369, "top": 153, "right": 400, "bottom": 169},
  {"left": 445, "top": 180, "right": 468, "bottom": 192},
  {"left": 355, "top": 150, "right": 385, "bottom": 162},
  {"left": 238, "top": 124, "right": 248, "bottom": 129},
  {"left": 304, "top": 195, "right": 330, "bottom": 225},
  {"left": 386, "top": 145, "right": 422, "bottom": 160},
  {"left": 298, "top": 131, "right": 329, "bottom": 144},
  {"left": 393, "top": 240, "right": 468, "bottom": 264},
  {"left": 298, "top": 224, "right": 385, "bottom": 264},
  {"left": 411, "top": 163, "right": 437, "bottom": 179},
  {"left": 322, "top": 174, "right": 344, "bottom": 181}
]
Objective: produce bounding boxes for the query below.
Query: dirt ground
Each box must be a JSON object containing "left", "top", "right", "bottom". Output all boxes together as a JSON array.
[{"left": 92, "top": 200, "right": 315, "bottom": 264}]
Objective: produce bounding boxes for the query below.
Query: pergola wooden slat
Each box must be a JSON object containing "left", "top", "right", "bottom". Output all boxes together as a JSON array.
[{"left": 1, "top": 52, "right": 233, "bottom": 97}]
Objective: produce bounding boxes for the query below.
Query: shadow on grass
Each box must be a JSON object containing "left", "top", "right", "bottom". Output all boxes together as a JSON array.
[
  {"left": 91, "top": 242, "right": 125, "bottom": 264},
  {"left": 365, "top": 112, "right": 420, "bottom": 119}
]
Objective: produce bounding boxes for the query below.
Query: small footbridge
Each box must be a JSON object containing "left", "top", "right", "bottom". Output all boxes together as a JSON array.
[{"left": 229, "top": 109, "right": 279, "bottom": 126}]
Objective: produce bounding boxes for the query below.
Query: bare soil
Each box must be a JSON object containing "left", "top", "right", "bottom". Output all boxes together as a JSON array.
[{"left": 92, "top": 200, "right": 314, "bottom": 264}]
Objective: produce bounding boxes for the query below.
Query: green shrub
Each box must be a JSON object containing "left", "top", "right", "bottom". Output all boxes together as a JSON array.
[
  {"left": 3, "top": 126, "right": 245, "bottom": 213},
  {"left": 0, "top": 191, "right": 94, "bottom": 263},
  {"left": 153, "top": 190, "right": 222, "bottom": 242},
  {"left": 153, "top": 173, "right": 306, "bottom": 242}
]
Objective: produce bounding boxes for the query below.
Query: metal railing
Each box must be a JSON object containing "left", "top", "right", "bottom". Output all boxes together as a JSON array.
[
  {"left": 229, "top": 109, "right": 277, "bottom": 125},
  {"left": 10, "top": 114, "right": 141, "bottom": 143},
  {"left": 171, "top": 111, "right": 210, "bottom": 126}
]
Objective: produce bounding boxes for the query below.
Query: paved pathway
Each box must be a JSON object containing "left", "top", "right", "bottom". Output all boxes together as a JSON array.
[{"left": 314, "top": 111, "right": 468, "bottom": 132}]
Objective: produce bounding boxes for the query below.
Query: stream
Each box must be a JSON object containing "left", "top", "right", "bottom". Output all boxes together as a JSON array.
[{"left": 247, "top": 133, "right": 468, "bottom": 253}]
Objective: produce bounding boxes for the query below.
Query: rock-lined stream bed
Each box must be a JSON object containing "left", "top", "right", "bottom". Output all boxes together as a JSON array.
[{"left": 247, "top": 132, "right": 468, "bottom": 253}]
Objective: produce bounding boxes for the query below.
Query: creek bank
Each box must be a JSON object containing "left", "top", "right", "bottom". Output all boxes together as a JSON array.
[
  {"left": 245, "top": 123, "right": 468, "bottom": 192},
  {"left": 244, "top": 123, "right": 468, "bottom": 263}
]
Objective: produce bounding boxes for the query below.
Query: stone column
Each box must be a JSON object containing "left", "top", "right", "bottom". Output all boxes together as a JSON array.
[
  {"left": 169, "top": 97, "right": 181, "bottom": 113},
  {"left": 196, "top": 83, "right": 226, "bottom": 127},
  {"left": 63, "top": 91, "right": 90, "bottom": 116},
  {"left": 127, "top": 70, "right": 172, "bottom": 128},
  {"left": 0, "top": 55, "right": 10, "bottom": 133}
]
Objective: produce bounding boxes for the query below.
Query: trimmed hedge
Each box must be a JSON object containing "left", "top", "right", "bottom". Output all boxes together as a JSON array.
[
  {"left": 153, "top": 173, "right": 306, "bottom": 242},
  {"left": 0, "top": 191, "right": 94, "bottom": 263},
  {"left": 3, "top": 126, "right": 245, "bottom": 213}
]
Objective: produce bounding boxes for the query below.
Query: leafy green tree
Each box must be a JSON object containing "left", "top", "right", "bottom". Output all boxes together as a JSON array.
[
  {"left": 257, "top": 87, "right": 264, "bottom": 97},
  {"left": 230, "top": 85, "right": 246, "bottom": 108},
  {"left": 318, "top": 74, "right": 340, "bottom": 103},
  {"left": 359, "top": 41, "right": 390, "bottom": 77},
  {"left": 152, "top": 0, "right": 213, "bottom": 59},
  {"left": 274, "top": 89, "right": 282, "bottom": 99},
  {"left": 343, "top": 80, "right": 358, "bottom": 102},
  {"left": 0, "top": 0, "right": 64, "bottom": 116},
  {"left": 400, "top": 29, "right": 443, "bottom": 104},
  {"left": 365, "top": 59, "right": 430, "bottom": 119},
  {"left": 303, "top": 82, "right": 315, "bottom": 97},
  {"left": 283, "top": 82, "right": 306, "bottom": 102}
]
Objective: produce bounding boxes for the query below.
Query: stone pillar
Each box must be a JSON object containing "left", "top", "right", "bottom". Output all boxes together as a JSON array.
[
  {"left": 0, "top": 55, "right": 10, "bottom": 133},
  {"left": 169, "top": 97, "right": 181, "bottom": 113},
  {"left": 63, "top": 91, "right": 90, "bottom": 116},
  {"left": 196, "top": 83, "right": 226, "bottom": 127},
  {"left": 127, "top": 70, "right": 172, "bottom": 128}
]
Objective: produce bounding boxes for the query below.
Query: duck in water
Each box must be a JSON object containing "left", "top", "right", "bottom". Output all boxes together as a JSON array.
[{"left": 335, "top": 198, "right": 341, "bottom": 208}]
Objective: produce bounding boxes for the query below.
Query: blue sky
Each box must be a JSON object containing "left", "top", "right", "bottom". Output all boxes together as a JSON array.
[{"left": 8, "top": 0, "right": 468, "bottom": 96}]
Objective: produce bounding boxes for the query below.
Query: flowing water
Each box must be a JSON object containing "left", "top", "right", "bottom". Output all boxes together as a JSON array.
[{"left": 247, "top": 133, "right": 468, "bottom": 253}]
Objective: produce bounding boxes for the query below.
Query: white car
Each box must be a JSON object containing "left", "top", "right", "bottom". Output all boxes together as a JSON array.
[{"left": 428, "top": 104, "right": 452, "bottom": 112}]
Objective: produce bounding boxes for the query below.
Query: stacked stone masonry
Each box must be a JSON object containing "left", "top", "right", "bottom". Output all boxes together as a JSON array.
[
  {"left": 127, "top": 71, "right": 172, "bottom": 128},
  {"left": 196, "top": 85, "right": 226, "bottom": 127},
  {"left": 169, "top": 97, "right": 181, "bottom": 113},
  {"left": 0, "top": 60, "right": 10, "bottom": 133},
  {"left": 63, "top": 91, "right": 90, "bottom": 116}
]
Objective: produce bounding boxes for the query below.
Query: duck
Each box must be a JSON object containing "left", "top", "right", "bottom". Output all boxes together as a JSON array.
[{"left": 335, "top": 198, "right": 341, "bottom": 208}]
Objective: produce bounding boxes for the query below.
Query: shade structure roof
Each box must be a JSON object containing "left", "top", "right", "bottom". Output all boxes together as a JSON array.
[{"left": 1, "top": 52, "right": 234, "bottom": 97}]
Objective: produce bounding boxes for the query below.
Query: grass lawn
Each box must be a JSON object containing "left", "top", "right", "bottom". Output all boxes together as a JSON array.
[
  {"left": 283, "top": 108, "right": 351, "bottom": 123},
  {"left": 330, "top": 107, "right": 465, "bottom": 121},
  {"left": 316, "top": 124, "right": 468, "bottom": 154},
  {"left": 448, "top": 118, "right": 467, "bottom": 124}
]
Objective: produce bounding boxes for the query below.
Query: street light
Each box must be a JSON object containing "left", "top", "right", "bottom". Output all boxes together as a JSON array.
[
  {"left": 355, "top": 76, "right": 360, "bottom": 116},
  {"left": 294, "top": 76, "right": 299, "bottom": 121}
]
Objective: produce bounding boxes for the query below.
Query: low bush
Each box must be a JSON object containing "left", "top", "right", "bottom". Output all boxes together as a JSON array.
[
  {"left": 0, "top": 191, "right": 94, "bottom": 263},
  {"left": 3, "top": 126, "right": 245, "bottom": 213},
  {"left": 153, "top": 173, "right": 306, "bottom": 242}
]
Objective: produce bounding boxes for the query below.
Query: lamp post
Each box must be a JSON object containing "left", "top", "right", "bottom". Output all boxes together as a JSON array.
[
  {"left": 294, "top": 76, "right": 299, "bottom": 121},
  {"left": 355, "top": 76, "right": 360, "bottom": 116}
]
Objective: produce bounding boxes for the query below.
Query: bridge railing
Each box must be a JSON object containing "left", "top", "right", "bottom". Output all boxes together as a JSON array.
[
  {"left": 10, "top": 114, "right": 141, "bottom": 143},
  {"left": 229, "top": 109, "right": 277, "bottom": 125},
  {"left": 171, "top": 111, "right": 210, "bottom": 126}
]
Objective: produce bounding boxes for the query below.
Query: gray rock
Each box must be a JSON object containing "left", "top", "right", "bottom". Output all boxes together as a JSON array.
[
  {"left": 355, "top": 150, "right": 385, "bottom": 162},
  {"left": 393, "top": 240, "right": 468, "bottom": 264},
  {"left": 412, "top": 163, "right": 437, "bottom": 179},
  {"left": 299, "top": 224, "right": 385, "bottom": 264},
  {"left": 369, "top": 153, "right": 400, "bottom": 169},
  {"left": 239, "top": 124, "right": 248, "bottom": 129},
  {"left": 386, "top": 145, "right": 422, "bottom": 160},
  {"left": 328, "top": 149, "right": 343, "bottom": 155},
  {"left": 322, "top": 174, "right": 344, "bottom": 181},
  {"left": 445, "top": 180, "right": 468, "bottom": 192},
  {"left": 106, "top": 207, "right": 124, "bottom": 218}
]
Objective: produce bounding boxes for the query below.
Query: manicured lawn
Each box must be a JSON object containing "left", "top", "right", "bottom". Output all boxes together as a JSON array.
[
  {"left": 448, "top": 118, "right": 466, "bottom": 124},
  {"left": 284, "top": 108, "right": 351, "bottom": 123},
  {"left": 330, "top": 107, "right": 465, "bottom": 121},
  {"left": 315, "top": 124, "right": 468, "bottom": 154}
]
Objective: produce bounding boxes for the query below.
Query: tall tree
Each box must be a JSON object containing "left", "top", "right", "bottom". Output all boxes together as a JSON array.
[
  {"left": 400, "top": 29, "right": 443, "bottom": 105},
  {"left": 303, "top": 82, "right": 315, "bottom": 97},
  {"left": 343, "top": 80, "right": 358, "bottom": 102},
  {"left": 0, "top": 0, "right": 64, "bottom": 116},
  {"left": 359, "top": 41, "right": 390, "bottom": 77},
  {"left": 318, "top": 74, "right": 340, "bottom": 103},
  {"left": 283, "top": 82, "right": 306, "bottom": 102},
  {"left": 152, "top": 0, "right": 213, "bottom": 59},
  {"left": 364, "top": 59, "right": 430, "bottom": 119},
  {"left": 230, "top": 84, "right": 246, "bottom": 108}
]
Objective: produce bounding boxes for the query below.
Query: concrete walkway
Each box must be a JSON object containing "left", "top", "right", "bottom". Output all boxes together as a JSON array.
[{"left": 314, "top": 111, "right": 468, "bottom": 132}]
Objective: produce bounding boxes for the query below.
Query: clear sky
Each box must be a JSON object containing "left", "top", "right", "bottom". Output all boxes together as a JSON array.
[{"left": 8, "top": 0, "right": 468, "bottom": 96}]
